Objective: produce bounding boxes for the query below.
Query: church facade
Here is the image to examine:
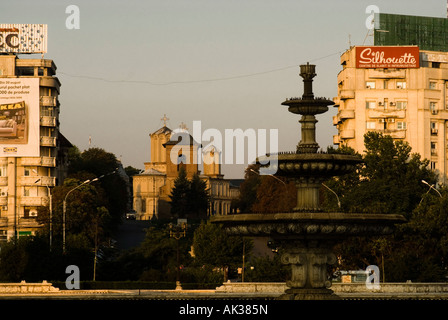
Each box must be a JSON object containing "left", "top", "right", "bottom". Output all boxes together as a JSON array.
[{"left": 132, "top": 119, "right": 236, "bottom": 220}]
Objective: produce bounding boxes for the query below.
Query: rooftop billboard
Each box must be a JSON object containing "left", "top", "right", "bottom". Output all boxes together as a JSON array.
[
  {"left": 356, "top": 46, "right": 420, "bottom": 68},
  {"left": 0, "top": 78, "right": 40, "bottom": 157},
  {"left": 0, "top": 24, "right": 47, "bottom": 54},
  {"left": 374, "top": 13, "right": 448, "bottom": 52}
]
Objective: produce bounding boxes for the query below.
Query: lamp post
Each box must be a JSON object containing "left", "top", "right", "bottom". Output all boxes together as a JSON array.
[
  {"left": 62, "top": 169, "right": 117, "bottom": 254},
  {"left": 422, "top": 180, "right": 442, "bottom": 198},
  {"left": 34, "top": 177, "right": 52, "bottom": 250},
  {"left": 169, "top": 221, "right": 187, "bottom": 290},
  {"left": 63, "top": 178, "right": 98, "bottom": 254},
  {"left": 322, "top": 183, "right": 341, "bottom": 209},
  {"left": 250, "top": 168, "right": 286, "bottom": 187}
]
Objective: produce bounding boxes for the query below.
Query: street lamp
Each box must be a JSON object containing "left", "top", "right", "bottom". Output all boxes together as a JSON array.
[
  {"left": 249, "top": 168, "right": 286, "bottom": 187},
  {"left": 34, "top": 178, "right": 53, "bottom": 250},
  {"left": 422, "top": 180, "right": 442, "bottom": 198},
  {"left": 169, "top": 221, "right": 187, "bottom": 290},
  {"left": 63, "top": 178, "right": 98, "bottom": 254},
  {"left": 322, "top": 183, "right": 341, "bottom": 209}
]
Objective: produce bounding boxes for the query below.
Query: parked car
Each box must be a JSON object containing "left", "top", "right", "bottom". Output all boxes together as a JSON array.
[{"left": 126, "top": 211, "right": 136, "bottom": 220}]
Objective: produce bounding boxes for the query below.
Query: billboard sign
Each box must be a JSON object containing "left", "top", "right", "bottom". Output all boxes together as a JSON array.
[
  {"left": 356, "top": 46, "right": 420, "bottom": 69},
  {"left": 374, "top": 13, "right": 448, "bottom": 52},
  {"left": 0, "top": 78, "right": 40, "bottom": 157},
  {"left": 0, "top": 24, "right": 47, "bottom": 54}
]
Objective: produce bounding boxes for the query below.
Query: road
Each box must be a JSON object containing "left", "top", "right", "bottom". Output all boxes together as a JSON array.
[{"left": 115, "top": 219, "right": 151, "bottom": 250}]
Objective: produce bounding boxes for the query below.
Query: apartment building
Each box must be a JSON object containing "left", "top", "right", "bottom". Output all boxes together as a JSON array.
[
  {"left": 333, "top": 46, "right": 448, "bottom": 183},
  {"left": 0, "top": 24, "right": 71, "bottom": 240}
]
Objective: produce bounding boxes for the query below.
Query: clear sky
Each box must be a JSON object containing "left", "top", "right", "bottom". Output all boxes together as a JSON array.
[{"left": 1, "top": 0, "right": 445, "bottom": 178}]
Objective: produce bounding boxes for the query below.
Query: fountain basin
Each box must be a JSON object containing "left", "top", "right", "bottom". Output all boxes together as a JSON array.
[
  {"left": 260, "top": 153, "right": 362, "bottom": 178},
  {"left": 282, "top": 98, "right": 333, "bottom": 115},
  {"left": 212, "top": 212, "right": 405, "bottom": 241},
  {"left": 211, "top": 212, "right": 405, "bottom": 300}
]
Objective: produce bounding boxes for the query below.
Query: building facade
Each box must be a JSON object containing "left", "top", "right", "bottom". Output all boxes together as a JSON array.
[
  {"left": 133, "top": 121, "right": 235, "bottom": 220},
  {"left": 0, "top": 54, "right": 70, "bottom": 240},
  {"left": 333, "top": 46, "right": 448, "bottom": 183}
]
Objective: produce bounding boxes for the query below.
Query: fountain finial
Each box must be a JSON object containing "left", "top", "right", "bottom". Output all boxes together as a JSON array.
[{"left": 299, "top": 62, "right": 316, "bottom": 99}]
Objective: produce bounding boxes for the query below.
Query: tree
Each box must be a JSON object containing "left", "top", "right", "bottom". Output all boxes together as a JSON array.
[
  {"left": 323, "top": 132, "right": 436, "bottom": 216},
  {"left": 188, "top": 173, "right": 209, "bottom": 219},
  {"left": 326, "top": 132, "right": 443, "bottom": 281},
  {"left": 192, "top": 221, "right": 252, "bottom": 281},
  {"left": 251, "top": 175, "right": 296, "bottom": 213},
  {"left": 235, "top": 164, "right": 262, "bottom": 213},
  {"left": 169, "top": 169, "right": 209, "bottom": 219},
  {"left": 169, "top": 168, "right": 190, "bottom": 219},
  {"left": 67, "top": 147, "right": 129, "bottom": 233}
]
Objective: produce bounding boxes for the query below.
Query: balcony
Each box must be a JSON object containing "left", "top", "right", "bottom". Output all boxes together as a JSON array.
[
  {"left": 368, "top": 109, "right": 406, "bottom": 119},
  {"left": 40, "top": 136, "right": 56, "bottom": 147},
  {"left": 40, "top": 116, "right": 57, "bottom": 127},
  {"left": 339, "top": 110, "right": 355, "bottom": 119},
  {"left": 371, "top": 129, "right": 406, "bottom": 139},
  {"left": 340, "top": 129, "right": 355, "bottom": 139},
  {"left": 333, "top": 135, "right": 340, "bottom": 145},
  {"left": 19, "top": 156, "right": 56, "bottom": 167},
  {"left": 0, "top": 217, "right": 8, "bottom": 228},
  {"left": 40, "top": 96, "right": 57, "bottom": 107},
  {"left": 0, "top": 177, "right": 7, "bottom": 186},
  {"left": 19, "top": 176, "right": 55, "bottom": 186},
  {"left": 340, "top": 90, "right": 355, "bottom": 100},
  {"left": 41, "top": 156, "right": 56, "bottom": 167},
  {"left": 20, "top": 197, "right": 46, "bottom": 206}
]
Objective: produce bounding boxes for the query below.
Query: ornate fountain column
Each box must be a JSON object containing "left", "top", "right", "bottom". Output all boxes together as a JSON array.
[
  {"left": 212, "top": 63, "right": 406, "bottom": 300},
  {"left": 280, "top": 241, "right": 337, "bottom": 300}
]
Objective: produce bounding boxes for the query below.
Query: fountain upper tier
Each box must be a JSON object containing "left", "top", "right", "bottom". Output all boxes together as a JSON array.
[
  {"left": 257, "top": 63, "right": 362, "bottom": 211},
  {"left": 281, "top": 63, "right": 336, "bottom": 154}
]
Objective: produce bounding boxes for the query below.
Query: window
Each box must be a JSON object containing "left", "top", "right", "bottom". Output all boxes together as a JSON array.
[
  {"left": 429, "top": 81, "right": 437, "bottom": 89},
  {"left": 366, "top": 81, "right": 376, "bottom": 89},
  {"left": 365, "top": 101, "right": 376, "bottom": 109},
  {"left": 396, "top": 81, "right": 407, "bottom": 89},
  {"left": 431, "top": 142, "right": 437, "bottom": 155},
  {"left": 24, "top": 167, "right": 31, "bottom": 176},
  {"left": 366, "top": 121, "right": 376, "bottom": 129},
  {"left": 0, "top": 230, "right": 7, "bottom": 242},
  {"left": 396, "top": 101, "right": 407, "bottom": 110},
  {"left": 430, "top": 102, "right": 438, "bottom": 114},
  {"left": 0, "top": 165, "right": 7, "bottom": 177},
  {"left": 431, "top": 161, "right": 437, "bottom": 170},
  {"left": 431, "top": 122, "right": 438, "bottom": 135},
  {"left": 23, "top": 187, "right": 30, "bottom": 197},
  {"left": 141, "top": 199, "right": 146, "bottom": 213},
  {"left": 177, "top": 154, "right": 186, "bottom": 172},
  {"left": 397, "top": 122, "right": 407, "bottom": 130}
]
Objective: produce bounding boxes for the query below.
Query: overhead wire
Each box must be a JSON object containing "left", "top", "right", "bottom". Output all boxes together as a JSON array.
[{"left": 57, "top": 49, "right": 346, "bottom": 86}]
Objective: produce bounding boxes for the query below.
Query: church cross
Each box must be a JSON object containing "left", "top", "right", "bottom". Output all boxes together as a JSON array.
[{"left": 161, "top": 114, "right": 169, "bottom": 126}]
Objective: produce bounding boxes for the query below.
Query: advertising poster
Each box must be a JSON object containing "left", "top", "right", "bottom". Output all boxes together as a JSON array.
[
  {"left": 0, "top": 78, "right": 39, "bottom": 157},
  {"left": 356, "top": 46, "right": 420, "bottom": 69},
  {"left": 0, "top": 24, "right": 47, "bottom": 54}
]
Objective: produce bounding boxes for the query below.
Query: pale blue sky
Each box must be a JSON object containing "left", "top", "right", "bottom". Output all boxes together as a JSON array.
[{"left": 1, "top": 0, "right": 445, "bottom": 178}]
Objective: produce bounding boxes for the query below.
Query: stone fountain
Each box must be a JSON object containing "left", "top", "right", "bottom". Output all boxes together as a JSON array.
[{"left": 211, "top": 63, "right": 405, "bottom": 300}]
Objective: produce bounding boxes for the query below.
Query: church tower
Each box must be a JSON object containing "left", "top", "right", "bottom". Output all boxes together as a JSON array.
[
  {"left": 202, "top": 145, "right": 222, "bottom": 178},
  {"left": 145, "top": 114, "right": 171, "bottom": 173}
]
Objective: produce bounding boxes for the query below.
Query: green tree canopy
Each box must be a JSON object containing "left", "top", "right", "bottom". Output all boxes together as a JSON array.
[
  {"left": 169, "top": 168, "right": 209, "bottom": 219},
  {"left": 323, "top": 132, "right": 436, "bottom": 216},
  {"left": 192, "top": 221, "right": 252, "bottom": 281}
]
